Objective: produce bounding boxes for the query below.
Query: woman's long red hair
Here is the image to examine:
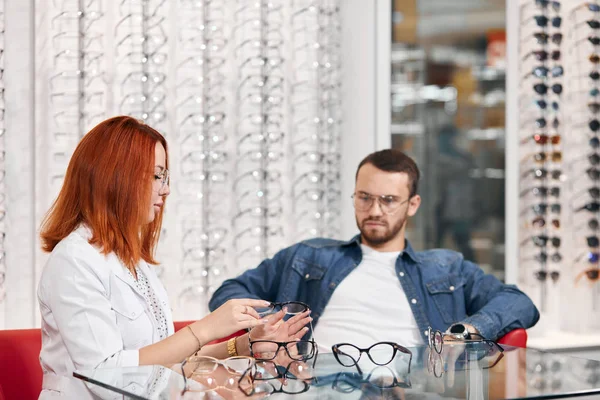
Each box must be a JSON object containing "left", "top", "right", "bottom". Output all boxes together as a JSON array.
[{"left": 40, "top": 116, "right": 168, "bottom": 269}]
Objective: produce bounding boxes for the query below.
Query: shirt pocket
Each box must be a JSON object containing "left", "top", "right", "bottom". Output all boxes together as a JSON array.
[
  {"left": 426, "top": 275, "right": 466, "bottom": 324},
  {"left": 291, "top": 258, "right": 326, "bottom": 281},
  {"left": 111, "top": 296, "right": 152, "bottom": 349},
  {"left": 286, "top": 258, "right": 326, "bottom": 300}
]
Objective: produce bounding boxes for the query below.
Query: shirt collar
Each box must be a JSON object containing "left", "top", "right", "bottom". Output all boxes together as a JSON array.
[{"left": 342, "top": 234, "right": 419, "bottom": 263}]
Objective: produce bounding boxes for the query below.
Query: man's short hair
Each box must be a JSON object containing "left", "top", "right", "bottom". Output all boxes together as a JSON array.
[{"left": 356, "top": 149, "right": 420, "bottom": 197}]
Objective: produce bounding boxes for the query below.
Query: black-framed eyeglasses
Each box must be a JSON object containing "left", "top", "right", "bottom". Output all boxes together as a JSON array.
[
  {"left": 249, "top": 340, "right": 317, "bottom": 362},
  {"left": 254, "top": 301, "right": 309, "bottom": 316},
  {"left": 351, "top": 192, "right": 410, "bottom": 215},
  {"left": 332, "top": 342, "right": 413, "bottom": 375}
]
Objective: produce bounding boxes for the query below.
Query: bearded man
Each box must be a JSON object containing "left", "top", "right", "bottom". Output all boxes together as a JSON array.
[{"left": 209, "top": 149, "right": 539, "bottom": 350}]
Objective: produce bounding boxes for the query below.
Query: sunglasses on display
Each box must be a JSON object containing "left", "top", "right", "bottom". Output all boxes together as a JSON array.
[
  {"left": 535, "top": 99, "right": 559, "bottom": 111},
  {"left": 579, "top": 199, "right": 600, "bottom": 211},
  {"left": 532, "top": 216, "right": 561, "bottom": 229},
  {"left": 520, "top": 134, "right": 561, "bottom": 145},
  {"left": 522, "top": 168, "right": 562, "bottom": 180},
  {"left": 589, "top": 20, "right": 600, "bottom": 29},
  {"left": 587, "top": 168, "right": 600, "bottom": 180},
  {"left": 531, "top": 32, "right": 562, "bottom": 45},
  {"left": 532, "top": 251, "right": 562, "bottom": 263},
  {"left": 529, "top": 235, "right": 561, "bottom": 248},
  {"left": 534, "top": 15, "right": 562, "bottom": 28},
  {"left": 535, "top": 270, "right": 560, "bottom": 283},
  {"left": 524, "top": 50, "right": 561, "bottom": 62},
  {"left": 529, "top": 66, "right": 563, "bottom": 79},
  {"left": 588, "top": 236, "right": 600, "bottom": 248},
  {"left": 534, "top": 83, "right": 563, "bottom": 95},
  {"left": 525, "top": 151, "right": 562, "bottom": 164},
  {"left": 523, "top": 186, "right": 560, "bottom": 198},
  {"left": 534, "top": 0, "right": 560, "bottom": 10},
  {"left": 576, "top": 268, "right": 600, "bottom": 284},
  {"left": 530, "top": 203, "right": 562, "bottom": 215}
]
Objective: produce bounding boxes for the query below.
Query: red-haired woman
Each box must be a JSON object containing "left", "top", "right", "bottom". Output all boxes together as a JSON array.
[{"left": 36, "top": 116, "right": 309, "bottom": 399}]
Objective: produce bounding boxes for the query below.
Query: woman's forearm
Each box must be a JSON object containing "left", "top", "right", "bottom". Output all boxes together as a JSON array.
[{"left": 139, "top": 320, "right": 213, "bottom": 366}]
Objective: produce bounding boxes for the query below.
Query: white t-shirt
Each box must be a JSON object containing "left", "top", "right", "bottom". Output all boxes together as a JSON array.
[{"left": 313, "top": 244, "right": 423, "bottom": 352}]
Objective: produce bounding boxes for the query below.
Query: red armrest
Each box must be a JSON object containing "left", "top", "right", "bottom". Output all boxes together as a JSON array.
[{"left": 497, "top": 328, "right": 527, "bottom": 348}]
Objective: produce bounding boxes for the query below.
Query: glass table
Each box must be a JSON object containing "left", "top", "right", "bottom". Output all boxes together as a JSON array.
[{"left": 73, "top": 344, "right": 600, "bottom": 399}]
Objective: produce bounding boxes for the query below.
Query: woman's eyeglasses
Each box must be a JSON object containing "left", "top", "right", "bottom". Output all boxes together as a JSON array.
[{"left": 332, "top": 342, "right": 412, "bottom": 375}]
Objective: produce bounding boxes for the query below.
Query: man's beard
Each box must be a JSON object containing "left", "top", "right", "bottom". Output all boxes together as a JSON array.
[{"left": 357, "top": 211, "right": 408, "bottom": 246}]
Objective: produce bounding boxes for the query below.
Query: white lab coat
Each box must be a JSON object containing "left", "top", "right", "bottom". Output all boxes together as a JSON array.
[{"left": 37, "top": 226, "right": 174, "bottom": 399}]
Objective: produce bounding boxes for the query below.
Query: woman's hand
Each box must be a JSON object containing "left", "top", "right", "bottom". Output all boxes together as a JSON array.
[
  {"left": 250, "top": 309, "right": 312, "bottom": 343},
  {"left": 249, "top": 309, "right": 312, "bottom": 365},
  {"left": 196, "top": 299, "right": 271, "bottom": 345}
]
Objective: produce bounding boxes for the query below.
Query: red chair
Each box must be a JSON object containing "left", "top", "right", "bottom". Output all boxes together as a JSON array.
[
  {"left": 0, "top": 322, "right": 244, "bottom": 399},
  {"left": 0, "top": 328, "right": 42, "bottom": 400},
  {"left": 498, "top": 328, "right": 527, "bottom": 348}
]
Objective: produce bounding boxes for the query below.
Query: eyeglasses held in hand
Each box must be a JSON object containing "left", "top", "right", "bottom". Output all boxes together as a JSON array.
[
  {"left": 351, "top": 192, "right": 410, "bottom": 215},
  {"left": 249, "top": 340, "right": 317, "bottom": 362},
  {"left": 332, "top": 342, "right": 413, "bottom": 375}
]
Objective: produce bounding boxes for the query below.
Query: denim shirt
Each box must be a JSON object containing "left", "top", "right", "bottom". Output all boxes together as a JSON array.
[{"left": 209, "top": 236, "right": 539, "bottom": 341}]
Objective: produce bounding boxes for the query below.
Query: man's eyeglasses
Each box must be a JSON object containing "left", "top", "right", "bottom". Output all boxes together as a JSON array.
[
  {"left": 351, "top": 192, "right": 410, "bottom": 215},
  {"left": 332, "top": 342, "right": 413, "bottom": 374}
]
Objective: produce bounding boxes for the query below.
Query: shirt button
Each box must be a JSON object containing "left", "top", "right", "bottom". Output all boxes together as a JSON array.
[
  {"left": 449, "top": 286, "right": 455, "bottom": 291},
  {"left": 329, "top": 282, "right": 336, "bottom": 289},
  {"left": 305, "top": 274, "right": 310, "bottom": 279},
  {"left": 398, "top": 272, "right": 405, "bottom": 277},
  {"left": 411, "top": 299, "right": 417, "bottom": 304}
]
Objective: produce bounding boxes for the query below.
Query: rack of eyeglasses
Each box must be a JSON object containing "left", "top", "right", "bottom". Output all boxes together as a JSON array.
[
  {"left": 35, "top": 1, "right": 343, "bottom": 316},
  {"left": 115, "top": 0, "right": 167, "bottom": 131},
  {"left": 518, "top": 0, "right": 564, "bottom": 313},
  {"left": 48, "top": 0, "right": 105, "bottom": 193},
  {"left": 562, "top": 1, "right": 600, "bottom": 318},
  {"left": 175, "top": 0, "right": 229, "bottom": 306},
  {"left": 0, "top": 3, "right": 5, "bottom": 305},
  {"left": 232, "top": 0, "right": 287, "bottom": 270},
  {"left": 290, "top": 0, "right": 342, "bottom": 242}
]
